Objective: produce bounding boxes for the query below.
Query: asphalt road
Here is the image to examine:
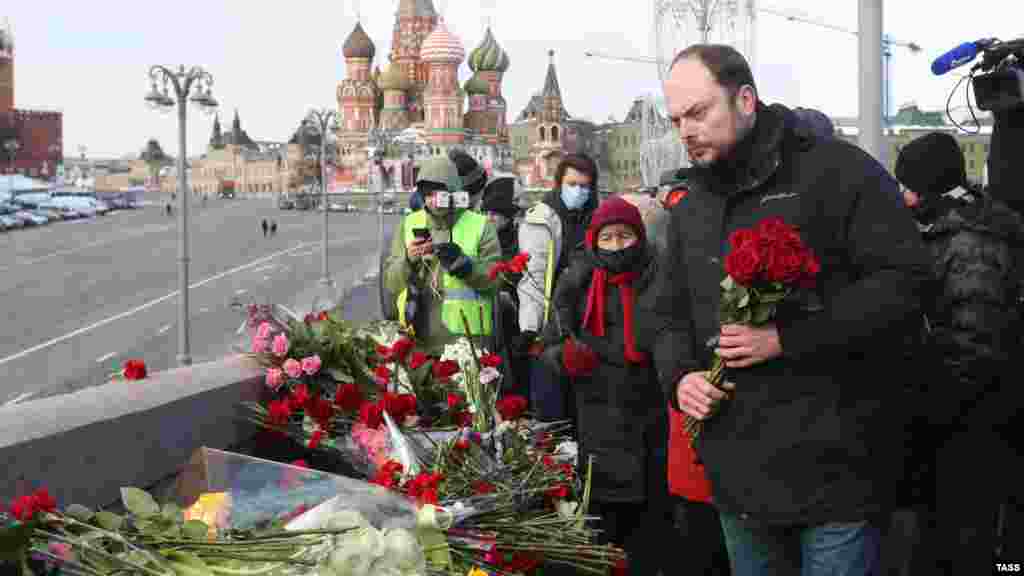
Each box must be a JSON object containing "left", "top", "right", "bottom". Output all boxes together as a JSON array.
[{"left": 0, "top": 195, "right": 399, "bottom": 404}]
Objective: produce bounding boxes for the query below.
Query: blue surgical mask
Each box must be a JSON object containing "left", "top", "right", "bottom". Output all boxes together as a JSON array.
[{"left": 560, "top": 184, "right": 591, "bottom": 210}]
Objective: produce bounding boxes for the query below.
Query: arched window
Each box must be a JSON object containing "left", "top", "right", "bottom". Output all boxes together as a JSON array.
[
  {"left": 539, "top": 126, "right": 546, "bottom": 141},
  {"left": 552, "top": 126, "right": 559, "bottom": 142}
]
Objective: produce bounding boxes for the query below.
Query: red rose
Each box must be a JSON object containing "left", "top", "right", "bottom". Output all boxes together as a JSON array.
[
  {"left": 763, "top": 243, "right": 805, "bottom": 284},
  {"left": 9, "top": 495, "right": 36, "bottom": 521},
  {"left": 496, "top": 395, "right": 528, "bottom": 421},
  {"left": 431, "top": 360, "right": 460, "bottom": 381},
  {"left": 447, "top": 393, "right": 463, "bottom": 409},
  {"left": 487, "top": 261, "right": 509, "bottom": 281},
  {"left": 307, "top": 396, "right": 334, "bottom": 428},
  {"left": 359, "top": 401, "right": 384, "bottom": 429},
  {"left": 409, "top": 352, "right": 429, "bottom": 370},
  {"left": 122, "top": 359, "right": 147, "bottom": 380},
  {"left": 391, "top": 338, "right": 415, "bottom": 363},
  {"left": 266, "top": 399, "right": 292, "bottom": 427},
  {"left": 508, "top": 252, "right": 531, "bottom": 274},
  {"left": 374, "top": 365, "right": 392, "bottom": 387},
  {"left": 728, "top": 228, "right": 758, "bottom": 251},
  {"left": 724, "top": 243, "right": 763, "bottom": 286},
  {"left": 30, "top": 488, "right": 57, "bottom": 515},
  {"left": 289, "top": 383, "right": 310, "bottom": 411},
  {"left": 307, "top": 428, "right": 325, "bottom": 449},
  {"left": 480, "top": 353, "right": 503, "bottom": 368},
  {"left": 472, "top": 480, "right": 497, "bottom": 494},
  {"left": 334, "top": 383, "right": 363, "bottom": 412}
]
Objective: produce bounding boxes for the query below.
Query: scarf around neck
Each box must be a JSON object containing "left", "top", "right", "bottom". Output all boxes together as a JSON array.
[{"left": 581, "top": 269, "right": 647, "bottom": 365}]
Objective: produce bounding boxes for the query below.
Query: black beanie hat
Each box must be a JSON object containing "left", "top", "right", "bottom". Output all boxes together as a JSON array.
[
  {"left": 480, "top": 177, "right": 518, "bottom": 220},
  {"left": 895, "top": 132, "right": 967, "bottom": 198},
  {"left": 448, "top": 149, "right": 486, "bottom": 193}
]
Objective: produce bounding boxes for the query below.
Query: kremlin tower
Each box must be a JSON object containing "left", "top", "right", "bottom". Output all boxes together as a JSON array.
[
  {"left": 420, "top": 19, "right": 466, "bottom": 148},
  {"left": 0, "top": 19, "right": 13, "bottom": 112}
]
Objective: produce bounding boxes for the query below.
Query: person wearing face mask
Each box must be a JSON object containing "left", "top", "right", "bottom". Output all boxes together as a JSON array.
[
  {"left": 539, "top": 196, "right": 669, "bottom": 576},
  {"left": 383, "top": 156, "right": 501, "bottom": 355},
  {"left": 517, "top": 153, "right": 600, "bottom": 424},
  {"left": 448, "top": 148, "right": 489, "bottom": 207}
]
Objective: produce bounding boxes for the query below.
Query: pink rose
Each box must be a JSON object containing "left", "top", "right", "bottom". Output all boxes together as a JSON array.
[
  {"left": 256, "top": 321, "right": 273, "bottom": 339},
  {"left": 272, "top": 333, "right": 290, "bottom": 356},
  {"left": 251, "top": 336, "right": 269, "bottom": 354},
  {"left": 265, "top": 367, "right": 285, "bottom": 390},
  {"left": 283, "top": 358, "right": 303, "bottom": 379},
  {"left": 301, "top": 355, "right": 322, "bottom": 376}
]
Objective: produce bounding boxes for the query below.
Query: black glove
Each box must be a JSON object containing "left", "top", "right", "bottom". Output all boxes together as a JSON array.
[{"left": 434, "top": 242, "right": 472, "bottom": 277}]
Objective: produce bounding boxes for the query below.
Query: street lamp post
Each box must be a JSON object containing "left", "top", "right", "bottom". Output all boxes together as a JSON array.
[
  {"left": 303, "top": 109, "right": 340, "bottom": 292},
  {"left": 144, "top": 65, "right": 218, "bottom": 367},
  {"left": 3, "top": 138, "right": 19, "bottom": 174}
]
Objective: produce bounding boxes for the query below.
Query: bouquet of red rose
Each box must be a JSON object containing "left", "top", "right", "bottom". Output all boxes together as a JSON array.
[{"left": 685, "top": 217, "right": 821, "bottom": 440}]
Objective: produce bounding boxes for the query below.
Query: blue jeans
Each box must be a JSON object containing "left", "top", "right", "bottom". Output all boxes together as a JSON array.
[{"left": 719, "top": 513, "right": 880, "bottom": 576}]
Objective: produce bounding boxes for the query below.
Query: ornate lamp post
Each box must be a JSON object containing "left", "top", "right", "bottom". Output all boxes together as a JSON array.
[
  {"left": 3, "top": 138, "right": 19, "bottom": 174},
  {"left": 303, "top": 108, "right": 340, "bottom": 292},
  {"left": 144, "top": 65, "right": 218, "bottom": 366}
]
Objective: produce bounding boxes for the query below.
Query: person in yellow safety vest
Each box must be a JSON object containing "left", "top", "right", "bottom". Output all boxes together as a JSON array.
[{"left": 383, "top": 156, "right": 502, "bottom": 355}]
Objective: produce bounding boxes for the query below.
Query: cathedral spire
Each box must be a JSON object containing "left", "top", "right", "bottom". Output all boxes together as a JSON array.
[
  {"left": 232, "top": 108, "right": 241, "bottom": 135},
  {"left": 210, "top": 114, "right": 223, "bottom": 148},
  {"left": 542, "top": 49, "right": 561, "bottom": 99}
]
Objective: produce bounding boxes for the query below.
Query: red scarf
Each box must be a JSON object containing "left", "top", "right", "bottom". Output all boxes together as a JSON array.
[{"left": 581, "top": 269, "right": 647, "bottom": 365}]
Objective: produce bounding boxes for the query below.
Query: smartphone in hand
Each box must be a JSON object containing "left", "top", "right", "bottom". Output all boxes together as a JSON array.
[{"left": 412, "top": 227, "right": 431, "bottom": 241}]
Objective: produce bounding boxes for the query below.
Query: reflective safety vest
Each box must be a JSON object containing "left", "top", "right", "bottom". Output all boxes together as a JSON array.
[{"left": 397, "top": 210, "right": 492, "bottom": 336}]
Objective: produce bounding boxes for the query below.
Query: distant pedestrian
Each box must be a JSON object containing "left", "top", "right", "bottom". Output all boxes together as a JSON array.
[
  {"left": 270, "top": 221, "right": 277, "bottom": 237},
  {"left": 261, "top": 219, "right": 268, "bottom": 238}
]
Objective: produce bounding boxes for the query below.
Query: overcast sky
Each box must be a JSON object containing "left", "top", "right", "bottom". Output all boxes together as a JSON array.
[{"left": 6, "top": 0, "right": 1023, "bottom": 158}]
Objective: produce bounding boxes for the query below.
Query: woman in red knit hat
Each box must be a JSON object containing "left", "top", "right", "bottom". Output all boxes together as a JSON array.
[{"left": 540, "top": 196, "right": 669, "bottom": 576}]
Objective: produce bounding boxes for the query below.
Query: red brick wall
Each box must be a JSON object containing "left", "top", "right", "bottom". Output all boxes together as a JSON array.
[{"left": 0, "top": 108, "right": 63, "bottom": 177}]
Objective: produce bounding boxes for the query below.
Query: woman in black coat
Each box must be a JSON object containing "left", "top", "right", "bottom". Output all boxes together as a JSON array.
[{"left": 541, "top": 196, "right": 668, "bottom": 576}]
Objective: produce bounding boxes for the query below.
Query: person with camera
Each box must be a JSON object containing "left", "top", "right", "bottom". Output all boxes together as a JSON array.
[
  {"left": 383, "top": 156, "right": 501, "bottom": 354},
  {"left": 895, "top": 131, "right": 1024, "bottom": 572}
]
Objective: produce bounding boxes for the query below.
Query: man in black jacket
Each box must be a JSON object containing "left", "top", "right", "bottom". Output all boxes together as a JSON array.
[
  {"left": 650, "top": 44, "right": 931, "bottom": 574},
  {"left": 896, "top": 131, "right": 1024, "bottom": 572}
]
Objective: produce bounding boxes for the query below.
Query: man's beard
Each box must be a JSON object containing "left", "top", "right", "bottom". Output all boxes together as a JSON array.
[{"left": 687, "top": 113, "right": 755, "bottom": 169}]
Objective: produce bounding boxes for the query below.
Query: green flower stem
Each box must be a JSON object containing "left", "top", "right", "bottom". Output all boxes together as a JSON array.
[
  {"left": 27, "top": 547, "right": 107, "bottom": 576},
  {"left": 34, "top": 529, "right": 172, "bottom": 576}
]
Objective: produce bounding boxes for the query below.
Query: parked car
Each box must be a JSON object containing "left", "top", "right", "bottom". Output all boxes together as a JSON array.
[
  {"left": 23, "top": 210, "right": 51, "bottom": 225},
  {"left": 0, "top": 214, "right": 22, "bottom": 230},
  {"left": 36, "top": 207, "right": 65, "bottom": 221}
]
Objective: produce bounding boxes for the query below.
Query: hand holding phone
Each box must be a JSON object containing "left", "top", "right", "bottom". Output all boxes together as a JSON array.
[{"left": 407, "top": 228, "right": 433, "bottom": 260}]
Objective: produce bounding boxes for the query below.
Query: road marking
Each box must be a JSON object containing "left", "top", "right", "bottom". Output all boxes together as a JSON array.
[
  {"left": 3, "top": 392, "right": 36, "bottom": 407},
  {"left": 96, "top": 351, "right": 117, "bottom": 363},
  {"left": 0, "top": 222, "right": 177, "bottom": 272},
  {"left": 292, "top": 251, "right": 316, "bottom": 258},
  {"left": 252, "top": 264, "right": 277, "bottom": 273},
  {"left": 158, "top": 324, "right": 172, "bottom": 335},
  {"left": 234, "top": 289, "right": 248, "bottom": 296},
  {"left": 0, "top": 240, "right": 332, "bottom": 367}
]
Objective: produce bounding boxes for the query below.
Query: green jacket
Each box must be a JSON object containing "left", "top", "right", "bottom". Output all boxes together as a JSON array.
[{"left": 384, "top": 209, "right": 502, "bottom": 354}]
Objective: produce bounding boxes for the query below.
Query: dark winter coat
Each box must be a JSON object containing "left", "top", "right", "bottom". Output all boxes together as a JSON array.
[
  {"left": 543, "top": 251, "right": 667, "bottom": 504},
  {"left": 646, "top": 103, "right": 932, "bottom": 527},
  {"left": 919, "top": 192, "right": 1024, "bottom": 435}
]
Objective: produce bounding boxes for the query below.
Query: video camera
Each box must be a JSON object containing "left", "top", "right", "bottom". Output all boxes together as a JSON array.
[{"left": 933, "top": 37, "right": 1024, "bottom": 111}]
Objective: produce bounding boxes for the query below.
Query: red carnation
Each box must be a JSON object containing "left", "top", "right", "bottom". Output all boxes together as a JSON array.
[
  {"left": 30, "top": 488, "right": 56, "bottom": 514},
  {"left": 409, "top": 352, "right": 429, "bottom": 370},
  {"left": 359, "top": 401, "right": 384, "bottom": 429},
  {"left": 122, "top": 359, "right": 147, "bottom": 380},
  {"left": 488, "top": 261, "right": 510, "bottom": 281},
  {"left": 431, "top": 359, "right": 460, "bottom": 381},
  {"left": 374, "top": 365, "right": 392, "bottom": 387},
  {"left": 508, "top": 252, "right": 531, "bottom": 274},
  {"left": 266, "top": 399, "right": 292, "bottom": 427},
  {"left": 391, "top": 338, "right": 415, "bottom": 363},
  {"left": 545, "top": 484, "right": 570, "bottom": 500},
  {"left": 447, "top": 393, "right": 463, "bottom": 410},
  {"left": 289, "top": 383, "right": 311, "bottom": 411},
  {"left": 334, "top": 382, "right": 363, "bottom": 412},
  {"left": 382, "top": 392, "right": 418, "bottom": 422},
  {"left": 472, "top": 480, "right": 497, "bottom": 495},
  {"left": 480, "top": 353, "right": 503, "bottom": 368},
  {"left": 9, "top": 495, "right": 36, "bottom": 522},
  {"left": 307, "top": 396, "right": 335, "bottom": 428},
  {"left": 454, "top": 410, "right": 473, "bottom": 427},
  {"left": 496, "top": 395, "right": 528, "bottom": 421},
  {"left": 376, "top": 344, "right": 393, "bottom": 361},
  {"left": 317, "top": 310, "right": 329, "bottom": 322}
]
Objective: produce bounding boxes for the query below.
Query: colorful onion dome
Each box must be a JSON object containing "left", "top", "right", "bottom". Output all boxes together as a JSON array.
[
  {"left": 420, "top": 19, "right": 465, "bottom": 63},
  {"left": 378, "top": 62, "right": 410, "bottom": 91},
  {"left": 468, "top": 28, "right": 510, "bottom": 73},
  {"left": 463, "top": 74, "right": 490, "bottom": 95},
  {"left": 342, "top": 22, "right": 376, "bottom": 60}
]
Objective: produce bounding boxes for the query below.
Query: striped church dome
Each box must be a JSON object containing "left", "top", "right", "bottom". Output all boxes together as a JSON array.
[{"left": 420, "top": 19, "right": 465, "bottom": 63}]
